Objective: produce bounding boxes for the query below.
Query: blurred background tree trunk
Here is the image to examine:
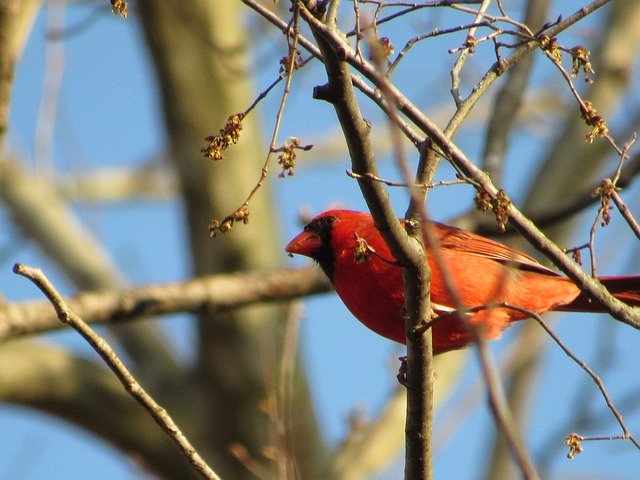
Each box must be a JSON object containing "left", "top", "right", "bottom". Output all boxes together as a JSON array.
[{"left": 138, "top": 1, "right": 325, "bottom": 478}]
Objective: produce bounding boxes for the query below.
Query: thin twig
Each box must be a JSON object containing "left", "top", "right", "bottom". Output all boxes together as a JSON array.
[
  {"left": 450, "top": 0, "right": 492, "bottom": 106},
  {"left": 346, "top": 170, "right": 467, "bottom": 189},
  {"left": 473, "top": 336, "right": 540, "bottom": 479},
  {"left": 610, "top": 188, "right": 640, "bottom": 240},
  {"left": 387, "top": 21, "right": 495, "bottom": 77},
  {"left": 355, "top": 1, "right": 486, "bottom": 34},
  {"left": 503, "top": 302, "right": 640, "bottom": 452},
  {"left": 240, "top": 0, "right": 424, "bottom": 145},
  {"left": 12, "top": 263, "right": 221, "bottom": 480},
  {"left": 542, "top": 47, "right": 623, "bottom": 153}
]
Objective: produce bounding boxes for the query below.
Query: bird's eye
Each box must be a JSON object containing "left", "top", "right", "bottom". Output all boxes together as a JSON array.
[{"left": 305, "top": 216, "right": 337, "bottom": 235}]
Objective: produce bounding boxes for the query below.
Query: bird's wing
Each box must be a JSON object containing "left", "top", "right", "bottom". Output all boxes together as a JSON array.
[{"left": 431, "top": 222, "right": 561, "bottom": 276}]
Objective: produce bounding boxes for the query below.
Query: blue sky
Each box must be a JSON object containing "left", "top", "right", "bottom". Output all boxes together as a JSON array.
[{"left": 2, "top": 1, "right": 640, "bottom": 479}]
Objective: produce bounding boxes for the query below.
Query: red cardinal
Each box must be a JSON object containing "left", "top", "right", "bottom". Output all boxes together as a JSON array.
[{"left": 286, "top": 210, "right": 640, "bottom": 354}]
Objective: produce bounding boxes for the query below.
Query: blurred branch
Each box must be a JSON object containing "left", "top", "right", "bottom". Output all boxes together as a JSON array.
[
  {"left": 0, "top": 159, "right": 121, "bottom": 289},
  {"left": 0, "top": 158, "right": 180, "bottom": 377},
  {"left": 330, "top": 388, "right": 407, "bottom": 480},
  {"left": 474, "top": 334, "right": 540, "bottom": 479},
  {"left": 481, "top": 0, "right": 551, "bottom": 185},
  {"left": 329, "top": 350, "right": 467, "bottom": 479},
  {"left": 274, "top": 304, "right": 303, "bottom": 479},
  {"left": 0, "top": 340, "right": 202, "bottom": 480},
  {"left": 35, "top": 3, "right": 65, "bottom": 176},
  {"left": 0, "top": 0, "right": 40, "bottom": 148},
  {"left": 56, "top": 161, "right": 178, "bottom": 202},
  {"left": 0, "top": 266, "right": 331, "bottom": 341},
  {"left": 483, "top": 322, "right": 548, "bottom": 479},
  {"left": 13, "top": 263, "right": 220, "bottom": 480}
]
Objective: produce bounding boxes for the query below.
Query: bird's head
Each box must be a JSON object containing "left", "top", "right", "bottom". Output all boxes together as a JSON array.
[{"left": 286, "top": 211, "right": 342, "bottom": 279}]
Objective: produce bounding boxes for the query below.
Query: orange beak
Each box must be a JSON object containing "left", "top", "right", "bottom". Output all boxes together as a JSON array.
[{"left": 285, "top": 230, "right": 322, "bottom": 258}]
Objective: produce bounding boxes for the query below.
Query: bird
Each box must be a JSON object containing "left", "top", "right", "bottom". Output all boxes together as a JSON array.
[{"left": 286, "top": 209, "right": 640, "bottom": 354}]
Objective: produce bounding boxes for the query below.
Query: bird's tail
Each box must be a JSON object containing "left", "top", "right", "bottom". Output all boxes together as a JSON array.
[{"left": 557, "top": 276, "right": 640, "bottom": 312}]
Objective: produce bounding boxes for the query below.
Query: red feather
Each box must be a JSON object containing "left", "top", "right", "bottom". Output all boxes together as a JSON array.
[{"left": 286, "top": 210, "right": 640, "bottom": 354}]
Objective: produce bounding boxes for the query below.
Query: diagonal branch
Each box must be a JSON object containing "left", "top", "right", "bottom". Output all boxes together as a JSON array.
[
  {"left": 298, "top": 0, "right": 640, "bottom": 329},
  {"left": 0, "top": 340, "right": 202, "bottom": 480},
  {"left": 13, "top": 263, "right": 221, "bottom": 480}
]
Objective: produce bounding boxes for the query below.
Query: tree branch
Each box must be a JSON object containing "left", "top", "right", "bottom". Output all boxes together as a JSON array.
[
  {"left": 0, "top": 266, "right": 331, "bottom": 341},
  {"left": 0, "top": 340, "right": 202, "bottom": 480},
  {"left": 298, "top": 0, "right": 640, "bottom": 330},
  {"left": 0, "top": 158, "right": 180, "bottom": 377},
  {"left": 298, "top": 2, "right": 434, "bottom": 478},
  {"left": 13, "top": 263, "right": 221, "bottom": 480}
]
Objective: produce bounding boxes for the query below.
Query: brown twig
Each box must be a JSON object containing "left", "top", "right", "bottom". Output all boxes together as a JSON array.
[
  {"left": 450, "top": 0, "right": 493, "bottom": 107},
  {"left": 449, "top": 3, "right": 534, "bottom": 33},
  {"left": 346, "top": 170, "right": 467, "bottom": 189},
  {"left": 610, "top": 187, "right": 640, "bottom": 240},
  {"left": 12, "top": 263, "right": 220, "bottom": 480},
  {"left": 470, "top": 153, "right": 640, "bottom": 236},
  {"left": 540, "top": 40, "right": 623, "bottom": 152},
  {"left": 208, "top": 6, "right": 310, "bottom": 236},
  {"left": 356, "top": 1, "right": 486, "bottom": 34},
  {"left": 503, "top": 302, "right": 640, "bottom": 453}
]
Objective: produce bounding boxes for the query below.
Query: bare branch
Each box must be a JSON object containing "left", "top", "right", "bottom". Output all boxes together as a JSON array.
[
  {"left": 0, "top": 266, "right": 331, "bottom": 341},
  {"left": 504, "top": 302, "right": 640, "bottom": 452},
  {"left": 298, "top": 1, "right": 435, "bottom": 477},
  {"left": 474, "top": 337, "right": 540, "bottom": 479},
  {"left": 13, "top": 263, "right": 221, "bottom": 480}
]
